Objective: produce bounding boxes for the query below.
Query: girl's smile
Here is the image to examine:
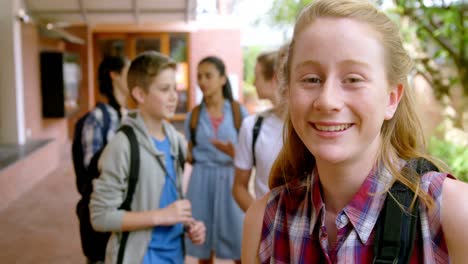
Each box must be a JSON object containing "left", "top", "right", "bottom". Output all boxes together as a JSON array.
[{"left": 309, "top": 122, "right": 354, "bottom": 138}]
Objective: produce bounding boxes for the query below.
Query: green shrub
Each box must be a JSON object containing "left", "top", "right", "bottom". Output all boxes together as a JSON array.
[
  {"left": 428, "top": 136, "right": 468, "bottom": 182},
  {"left": 243, "top": 45, "right": 264, "bottom": 85}
]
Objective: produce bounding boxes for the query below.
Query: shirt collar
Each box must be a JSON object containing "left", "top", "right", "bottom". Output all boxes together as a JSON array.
[{"left": 309, "top": 164, "right": 393, "bottom": 244}]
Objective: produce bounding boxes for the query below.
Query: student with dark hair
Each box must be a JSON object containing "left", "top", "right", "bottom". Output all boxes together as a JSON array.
[
  {"left": 90, "top": 51, "right": 205, "bottom": 264},
  {"left": 242, "top": 0, "right": 468, "bottom": 263},
  {"left": 74, "top": 56, "right": 129, "bottom": 264},
  {"left": 82, "top": 56, "right": 129, "bottom": 170},
  {"left": 185, "top": 56, "right": 248, "bottom": 264}
]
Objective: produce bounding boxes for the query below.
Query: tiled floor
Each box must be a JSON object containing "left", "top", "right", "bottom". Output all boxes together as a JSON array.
[
  {"left": 0, "top": 154, "right": 85, "bottom": 263},
  {"left": 0, "top": 148, "right": 235, "bottom": 264},
  {"left": 0, "top": 139, "right": 51, "bottom": 170}
]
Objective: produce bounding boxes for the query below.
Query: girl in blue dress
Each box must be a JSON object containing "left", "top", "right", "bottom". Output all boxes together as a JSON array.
[{"left": 185, "top": 56, "right": 247, "bottom": 264}]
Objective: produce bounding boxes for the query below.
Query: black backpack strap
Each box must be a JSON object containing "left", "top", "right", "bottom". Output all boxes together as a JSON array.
[
  {"left": 177, "top": 141, "right": 185, "bottom": 172},
  {"left": 116, "top": 125, "right": 140, "bottom": 264},
  {"left": 96, "top": 103, "right": 111, "bottom": 145},
  {"left": 252, "top": 115, "right": 264, "bottom": 166},
  {"left": 373, "top": 158, "right": 438, "bottom": 264},
  {"left": 373, "top": 182, "right": 419, "bottom": 264},
  {"left": 410, "top": 158, "right": 439, "bottom": 175},
  {"left": 175, "top": 140, "right": 187, "bottom": 256}
]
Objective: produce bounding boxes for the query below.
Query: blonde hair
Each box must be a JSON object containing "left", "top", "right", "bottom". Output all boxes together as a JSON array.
[
  {"left": 270, "top": 0, "right": 443, "bottom": 208},
  {"left": 127, "top": 51, "right": 176, "bottom": 101}
]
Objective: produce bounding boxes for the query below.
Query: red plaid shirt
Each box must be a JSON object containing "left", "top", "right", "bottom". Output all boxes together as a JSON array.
[{"left": 259, "top": 165, "right": 450, "bottom": 263}]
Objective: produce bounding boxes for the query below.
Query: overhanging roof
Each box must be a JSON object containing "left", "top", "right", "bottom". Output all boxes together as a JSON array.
[{"left": 24, "top": 0, "right": 197, "bottom": 26}]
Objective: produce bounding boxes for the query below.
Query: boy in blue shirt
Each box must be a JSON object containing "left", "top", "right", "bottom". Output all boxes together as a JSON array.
[{"left": 90, "top": 51, "right": 205, "bottom": 264}]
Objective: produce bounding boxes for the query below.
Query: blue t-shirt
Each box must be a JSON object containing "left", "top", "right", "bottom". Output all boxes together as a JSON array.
[{"left": 142, "top": 137, "right": 184, "bottom": 264}]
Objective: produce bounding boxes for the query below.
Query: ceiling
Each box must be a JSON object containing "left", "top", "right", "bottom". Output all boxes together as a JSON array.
[{"left": 24, "top": 0, "right": 198, "bottom": 25}]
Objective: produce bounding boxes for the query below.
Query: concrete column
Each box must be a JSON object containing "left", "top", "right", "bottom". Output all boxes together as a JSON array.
[{"left": 0, "top": 0, "right": 25, "bottom": 145}]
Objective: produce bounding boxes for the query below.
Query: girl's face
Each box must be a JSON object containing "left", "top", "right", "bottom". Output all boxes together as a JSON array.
[
  {"left": 135, "top": 68, "right": 178, "bottom": 120},
  {"left": 197, "top": 62, "right": 226, "bottom": 97},
  {"left": 288, "top": 17, "right": 402, "bottom": 166},
  {"left": 254, "top": 62, "right": 275, "bottom": 100}
]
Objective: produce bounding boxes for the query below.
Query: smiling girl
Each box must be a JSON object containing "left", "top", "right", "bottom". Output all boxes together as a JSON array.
[{"left": 242, "top": 0, "right": 468, "bottom": 263}]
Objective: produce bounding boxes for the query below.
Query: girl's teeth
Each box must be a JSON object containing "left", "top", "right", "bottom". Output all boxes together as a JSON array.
[{"left": 315, "top": 124, "right": 351, "bottom": 132}]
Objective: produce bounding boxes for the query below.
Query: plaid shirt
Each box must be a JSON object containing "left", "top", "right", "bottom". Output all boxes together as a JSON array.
[
  {"left": 259, "top": 164, "right": 450, "bottom": 264},
  {"left": 81, "top": 104, "right": 120, "bottom": 168}
]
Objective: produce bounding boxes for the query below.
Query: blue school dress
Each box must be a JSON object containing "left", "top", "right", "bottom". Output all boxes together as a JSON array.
[{"left": 184, "top": 100, "right": 247, "bottom": 260}]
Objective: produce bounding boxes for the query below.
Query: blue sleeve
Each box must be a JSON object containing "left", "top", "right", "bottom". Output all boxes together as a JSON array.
[{"left": 240, "top": 105, "right": 249, "bottom": 120}]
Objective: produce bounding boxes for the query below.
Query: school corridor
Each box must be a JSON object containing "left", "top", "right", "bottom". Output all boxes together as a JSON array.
[{"left": 0, "top": 142, "right": 235, "bottom": 264}]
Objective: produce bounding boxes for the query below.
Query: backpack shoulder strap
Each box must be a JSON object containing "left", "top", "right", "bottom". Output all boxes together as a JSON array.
[
  {"left": 96, "top": 103, "right": 112, "bottom": 145},
  {"left": 117, "top": 125, "right": 140, "bottom": 210},
  {"left": 174, "top": 133, "right": 186, "bottom": 191},
  {"left": 252, "top": 115, "right": 264, "bottom": 166},
  {"left": 175, "top": 140, "right": 186, "bottom": 200},
  {"left": 373, "top": 181, "right": 419, "bottom": 264},
  {"left": 231, "top": 100, "right": 242, "bottom": 133},
  {"left": 373, "top": 158, "right": 438, "bottom": 264},
  {"left": 116, "top": 125, "right": 140, "bottom": 264},
  {"left": 178, "top": 143, "right": 185, "bottom": 172}
]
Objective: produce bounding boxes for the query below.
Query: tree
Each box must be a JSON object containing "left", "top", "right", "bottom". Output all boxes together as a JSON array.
[
  {"left": 267, "top": 0, "right": 312, "bottom": 29},
  {"left": 393, "top": 0, "right": 467, "bottom": 128}
]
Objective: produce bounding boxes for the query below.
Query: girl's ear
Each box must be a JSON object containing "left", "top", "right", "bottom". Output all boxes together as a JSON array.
[
  {"left": 109, "top": 71, "right": 119, "bottom": 81},
  {"left": 269, "top": 72, "right": 277, "bottom": 87},
  {"left": 221, "top": 75, "right": 227, "bottom": 86},
  {"left": 384, "top": 83, "right": 404, "bottom": 120},
  {"left": 131, "top": 86, "right": 145, "bottom": 104}
]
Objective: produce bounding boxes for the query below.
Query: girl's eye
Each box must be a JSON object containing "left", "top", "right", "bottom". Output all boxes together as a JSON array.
[
  {"left": 301, "top": 76, "right": 321, "bottom": 84},
  {"left": 344, "top": 76, "right": 364, "bottom": 83}
]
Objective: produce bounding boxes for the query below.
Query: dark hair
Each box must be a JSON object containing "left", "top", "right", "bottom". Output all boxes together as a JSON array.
[
  {"left": 97, "top": 56, "right": 126, "bottom": 116},
  {"left": 199, "top": 56, "right": 234, "bottom": 101},
  {"left": 98, "top": 56, "right": 126, "bottom": 96},
  {"left": 127, "top": 51, "right": 176, "bottom": 101}
]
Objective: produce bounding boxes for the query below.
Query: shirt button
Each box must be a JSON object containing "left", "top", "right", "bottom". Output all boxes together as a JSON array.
[{"left": 340, "top": 214, "right": 348, "bottom": 224}]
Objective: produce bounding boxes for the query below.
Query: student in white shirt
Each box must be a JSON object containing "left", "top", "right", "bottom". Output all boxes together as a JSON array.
[{"left": 232, "top": 49, "right": 286, "bottom": 211}]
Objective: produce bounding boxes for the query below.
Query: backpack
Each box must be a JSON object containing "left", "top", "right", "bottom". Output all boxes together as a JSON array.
[
  {"left": 187, "top": 100, "right": 242, "bottom": 163},
  {"left": 75, "top": 125, "right": 139, "bottom": 262},
  {"left": 373, "top": 158, "right": 439, "bottom": 264},
  {"left": 72, "top": 103, "right": 111, "bottom": 196}
]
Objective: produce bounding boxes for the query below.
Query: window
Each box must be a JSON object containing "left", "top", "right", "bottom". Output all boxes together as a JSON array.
[{"left": 94, "top": 33, "right": 190, "bottom": 119}]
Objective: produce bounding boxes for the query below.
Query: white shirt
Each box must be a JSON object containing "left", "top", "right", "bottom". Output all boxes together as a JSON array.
[{"left": 234, "top": 110, "right": 284, "bottom": 198}]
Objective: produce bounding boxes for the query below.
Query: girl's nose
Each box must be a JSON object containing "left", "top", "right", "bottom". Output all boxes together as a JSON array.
[{"left": 312, "top": 79, "right": 343, "bottom": 112}]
